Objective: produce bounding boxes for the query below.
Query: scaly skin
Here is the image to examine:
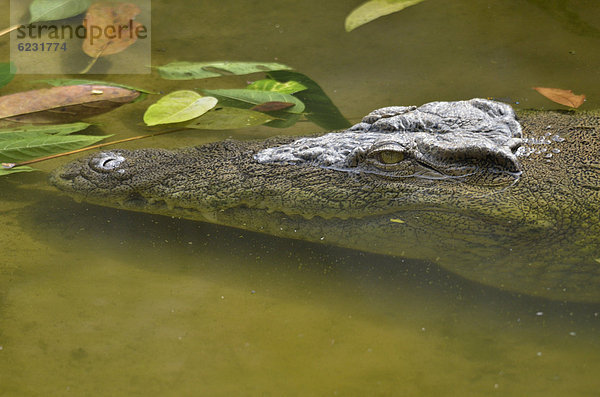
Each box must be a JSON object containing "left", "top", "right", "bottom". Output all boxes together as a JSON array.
[{"left": 49, "top": 109, "right": 600, "bottom": 302}]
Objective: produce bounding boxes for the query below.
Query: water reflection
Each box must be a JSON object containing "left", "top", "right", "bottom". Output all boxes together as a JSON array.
[{"left": 0, "top": 184, "right": 597, "bottom": 394}]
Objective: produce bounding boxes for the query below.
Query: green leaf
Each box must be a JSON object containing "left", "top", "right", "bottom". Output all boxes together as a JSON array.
[
  {"left": 0, "top": 166, "right": 35, "bottom": 176},
  {"left": 0, "top": 122, "right": 90, "bottom": 140},
  {"left": 29, "top": 0, "right": 92, "bottom": 23},
  {"left": 0, "top": 62, "right": 15, "bottom": 89},
  {"left": 32, "top": 78, "right": 156, "bottom": 94},
  {"left": 0, "top": 134, "right": 109, "bottom": 163},
  {"left": 267, "top": 70, "right": 350, "bottom": 130},
  {"left": 345, "top": 0, "right": 427, "bottom": 32},
  {"left": 186, "top": 107, "right": 273, "bottom": 130},
  {"left": 247, "top": 79, "right": 307, "bottom": 94},
  {"left": 202, "top": 89, "right": 305, "bottom": 114},
  {"left": 143, "top": 91, "right": 218, "bottom": 126},
  {"left": 156, "top": 61, "right": 293, "bottom": 80}
]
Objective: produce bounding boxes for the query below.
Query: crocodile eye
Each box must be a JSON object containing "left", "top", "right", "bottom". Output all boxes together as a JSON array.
[
  {"left": 377, "top": 150, "right": 404, "bottom": 164},
  {"left": 363, "top": 142, "right": 411, "bottom": 173},
  {"left": 89, "top": 152, "right": 126, "bottom": 173}
]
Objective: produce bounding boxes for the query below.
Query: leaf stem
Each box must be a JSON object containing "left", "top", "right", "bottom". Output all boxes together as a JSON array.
[
  {"left": 2, "top": 127, "right": 186, "bottom": 169},
  {"left": 81, "top": 44, "right": 107, "bottom": 74},
  {"left": 80, "top": 55, "right": 100, "bottom": 74},
  {"left": 0, "top": 24, "right": 21, "bottom": 37}
]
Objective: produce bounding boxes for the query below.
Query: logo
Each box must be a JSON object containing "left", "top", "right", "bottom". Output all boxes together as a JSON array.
[{"left": 10, "top": 1, "right": 151, "bottom": 74}]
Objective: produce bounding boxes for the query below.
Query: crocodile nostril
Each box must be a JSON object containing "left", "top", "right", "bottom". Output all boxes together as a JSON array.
[
  {"left": 89, "top": 152, "right": 126, "bottom": 172},
  {"left": 507, "top": 138, "right": 523, "bottom": 153}
]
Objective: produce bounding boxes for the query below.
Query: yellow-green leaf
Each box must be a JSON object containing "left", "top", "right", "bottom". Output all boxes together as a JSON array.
[
  {"left": 247, "top": 79, "right": 307, "bottom": 94},
  {"left": 345, "top": 0, "right": 427, "bottom": 32},
  {"left": 143, "top": 91, "right": 218, "bottom": 126}
]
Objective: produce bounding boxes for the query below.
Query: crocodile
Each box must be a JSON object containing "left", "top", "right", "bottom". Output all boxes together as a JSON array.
[{"left": 49, "top": 99, "right": 600, "bottom": 302}]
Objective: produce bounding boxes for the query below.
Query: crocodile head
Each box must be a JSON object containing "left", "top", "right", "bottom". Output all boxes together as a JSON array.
[
  {"left": 50, "top": 99, "right": 525, "bottom": 220},
  {"left": 49, "top": 99, "right": 600, "bottom": 302}
]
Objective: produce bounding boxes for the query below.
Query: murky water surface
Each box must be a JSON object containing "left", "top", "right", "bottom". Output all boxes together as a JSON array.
[{"left": 1, "top": 0, "right": 600, "bottom": 395}]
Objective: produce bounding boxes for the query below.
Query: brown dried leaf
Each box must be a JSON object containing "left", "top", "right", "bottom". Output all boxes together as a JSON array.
[
  {"left": 82, "top": 2, "right": 142, "bottom": 58},
  {"left": 250, "top": 101, "right": 295, "bottom": 112},
  {"left": 532, "top": 87, "right": 586, "bottom": 108},
  {"left": 0, "top": 85, "right": 140, "bottom": 124}
]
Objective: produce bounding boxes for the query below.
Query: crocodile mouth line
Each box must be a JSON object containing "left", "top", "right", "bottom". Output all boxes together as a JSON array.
[{"left": 114, "top": 192, "right": 470, "bottom": 224}]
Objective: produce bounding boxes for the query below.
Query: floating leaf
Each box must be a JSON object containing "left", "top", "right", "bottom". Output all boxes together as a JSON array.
[
  {"left": 268, "top": 70, "right": 350, "bottom": 130},
  {"left": 33, "top": 78, "right": 156, "bottom": 94},
  {"left": 202, "top": 89, "right": 305, "bottom": 114},
  {"left": 143, "top": 91, "right": 218, "bottom": 126},
  {"left": 81, "top": 2, "right": 143, "bottom": 73},
  {"left": 390, "top": 218, "right": 405, "bottom": 224},
  {"left": 187, "top": 107, "right": 273, "bottom": 130},
  {"left": 532, "top": 87, "right": 586, "bottom": 108},
  {"left": 0, "top": 165, "right": 35, "bottom": 176},
  {"left": 250, "top": 102, "right": 295, "bottom": 112},
  {"left": 0, "top": 62, "right": 15, "bottom": 89},
  {"left": 345, "top": 0, "right": 427, "bottom": 32},
  {"left": 0, "top": 85, "right": 140, "bottom": 124},
  {"left": 247, "top": 79, "right": 307, "bottom": 94},
  {"left": 29, "top": 0, "right": 92, "bottom": 23},
  {"left": 0, "top": 123, "right": 90, "bottom": 140},
  {"left": 0, "top": 134, "right": 110, "bottom": 162},
  {"left": 156, "top": 61, "right": 293, "bottom": 80}
]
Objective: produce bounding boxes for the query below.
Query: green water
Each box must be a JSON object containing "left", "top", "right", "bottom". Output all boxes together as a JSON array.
[{"left": 1, "top": 0, "right": 600, "bottom": 395}]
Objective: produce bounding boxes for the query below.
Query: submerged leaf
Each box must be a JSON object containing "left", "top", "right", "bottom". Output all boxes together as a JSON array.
[
  {"left": 29, "top": 0, "right": 91, "bottom": 23},
  {"left": 81, "top": 2, "right": 143, "bottom": 73},
  {"left": 533, "top": 87, "right": 586, "bottom": 108},
  {"left": 268, "top": 70, "right": 350, "bottom": 130},
  {"left": 251, "top": 102, "right": 295, "bottom": 112},
  {"left": 0, "top": 62, "right": 15, "bottom": 90},
  {"left": 0, "top": 85, "right": 140, "bottom": 123},
  {"left": 187, "top": 107, "right": 273, "bottom": 130},
  {"left": 156, "top": 61, "right": 293, "bottom": 80},
  {"left": 143, "top": 91, "right": 218, "bottom": 126},
  {"left": 345, "top": 0, "right": 427, "bottom": 32},
  {"left": 202, "top": 89, "right": 305, "bottom": 114},
  {"left": 247, "top": 79, "right": 307, "bottom": 94},
  {"left": 0, "top": 134, "right": 110, "bottom": 162},
  {"left": 82, "top": 2, "right": 142, "bottom": 58},
  {"left": 0, "top": 123, "right": 90, "bottom": 140},
  {"left": 263, "top": 113, "right": 302, "bottom": 129}
]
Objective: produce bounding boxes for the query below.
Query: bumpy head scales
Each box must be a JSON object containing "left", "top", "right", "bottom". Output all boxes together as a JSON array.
[{"left": 254, "top": 99, "right": 523, "bottom": 185}]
